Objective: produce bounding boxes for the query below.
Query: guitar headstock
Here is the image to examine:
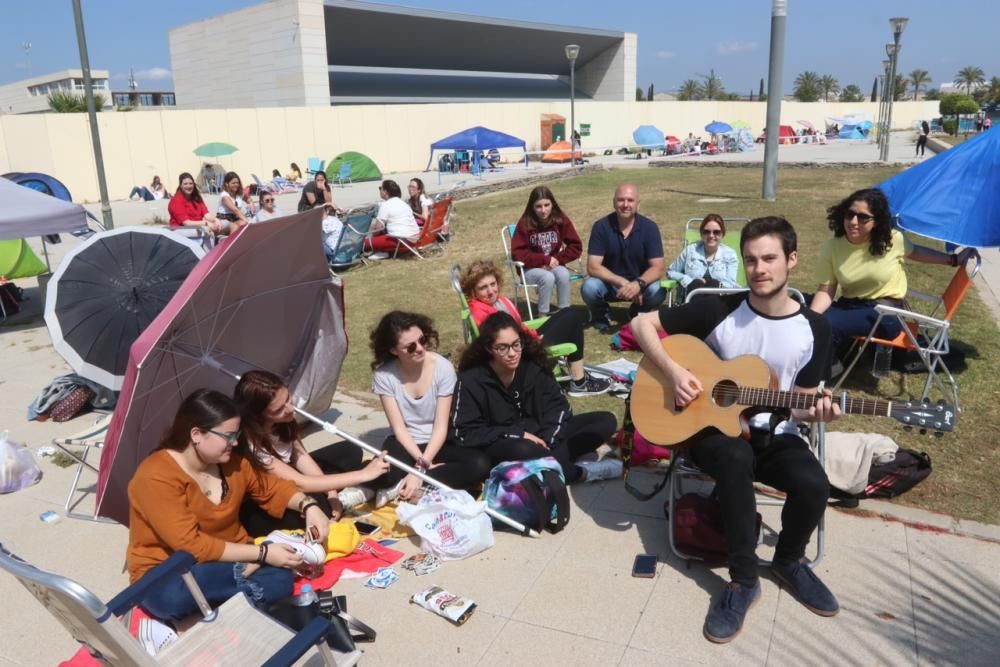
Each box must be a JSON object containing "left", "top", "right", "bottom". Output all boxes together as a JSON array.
[{"left": 889, "top": 399, "right": 955, "bottom": 435}]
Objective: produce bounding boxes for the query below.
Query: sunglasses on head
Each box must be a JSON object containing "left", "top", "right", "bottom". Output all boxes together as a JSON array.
[
  {"left": 702, "top": 228, "right": 723, "bottom": 236},
  {"left": 403, "top": 335, "right": 428, "bottom": 354},
  {"left": 845, "top": 211, "right": 875, "bottom": 224}
]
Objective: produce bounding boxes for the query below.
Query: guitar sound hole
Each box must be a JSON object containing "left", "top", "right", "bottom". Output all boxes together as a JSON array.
[{"left": 712, "top": 379, "right": 739, "bottom": 408}]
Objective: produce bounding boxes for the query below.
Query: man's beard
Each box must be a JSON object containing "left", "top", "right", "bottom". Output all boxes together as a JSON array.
[{"left": 749, "top": 274, "right": 788, "bottom": 299}]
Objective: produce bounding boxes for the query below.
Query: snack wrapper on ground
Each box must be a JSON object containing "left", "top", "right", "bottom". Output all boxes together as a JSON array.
[{"left": 410, "top": 586, "right": 476, "bottom": 625}]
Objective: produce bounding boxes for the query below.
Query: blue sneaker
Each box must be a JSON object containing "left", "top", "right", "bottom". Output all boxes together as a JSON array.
[
  {"left": 771, "top": 558, "right": 839, "bottom": 617},
  {"left": 703, "top": 580, "right": 761, "bottom": 644}
]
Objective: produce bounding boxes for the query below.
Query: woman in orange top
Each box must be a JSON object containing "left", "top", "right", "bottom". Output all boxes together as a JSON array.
[{"left": 127, "top": 389, "right": 330, "bottom": 624}]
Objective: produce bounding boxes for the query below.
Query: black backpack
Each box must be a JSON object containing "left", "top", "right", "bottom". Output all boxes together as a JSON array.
[{"left": 862, "top": 449, "right": 932, "bottom": 499}]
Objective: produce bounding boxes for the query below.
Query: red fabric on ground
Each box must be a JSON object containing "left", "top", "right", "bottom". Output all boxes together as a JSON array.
[{"left": 292, "top": 539, "right": 404, "bottom": 594}]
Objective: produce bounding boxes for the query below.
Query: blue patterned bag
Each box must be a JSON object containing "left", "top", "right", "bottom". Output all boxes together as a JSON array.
[{"left": 484, "top": 457, "right": 570, "bottom": 534}]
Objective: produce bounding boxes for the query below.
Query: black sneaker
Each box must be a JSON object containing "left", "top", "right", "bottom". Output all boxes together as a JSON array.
[
  {"left": 590, "top": 317, "right": 613, "bottom": 333},
  {"left": 567, "top": 372, "right": 612, "bottom": 397},
  {"left": 771, "top": 558, "right": 839, "bottom": 617},
  {"left": 703, "top": 580, "right": 761, "bottom": 644}
]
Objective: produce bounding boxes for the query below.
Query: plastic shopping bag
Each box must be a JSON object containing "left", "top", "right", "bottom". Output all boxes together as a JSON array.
[
  {"left": 396, "top": 489, "right": 494, "bottom": 561},
  {"left": 0, "top": 431, "right": 41, "bottom": 493}
]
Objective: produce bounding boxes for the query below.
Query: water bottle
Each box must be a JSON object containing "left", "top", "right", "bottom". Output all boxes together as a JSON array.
[
  {"left": 872, "top": 344, "right": 892, "bottom": 378},
  {"left": 296, "top": 584, "right": 319, "bottom": 607}
]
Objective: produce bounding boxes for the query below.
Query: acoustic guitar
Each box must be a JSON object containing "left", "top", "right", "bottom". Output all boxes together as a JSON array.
[{"left": 631, "top": 335, "right": 955, "bottom": 446}]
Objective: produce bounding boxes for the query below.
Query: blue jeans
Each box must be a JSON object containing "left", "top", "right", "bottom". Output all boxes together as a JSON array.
[
  {"left": 140, "top": 561, "right": 293, "bottom": 623},
  {"left": 826, "top": 299, "right": 904, "bottom": 354},
  {"left": 580, "top": 277, "right": 667, "bottom": 324}
]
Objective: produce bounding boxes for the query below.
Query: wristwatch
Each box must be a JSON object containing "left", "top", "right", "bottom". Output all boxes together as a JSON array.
[{"left": 636, "top": 278, "right": 648, "bottom": 290}]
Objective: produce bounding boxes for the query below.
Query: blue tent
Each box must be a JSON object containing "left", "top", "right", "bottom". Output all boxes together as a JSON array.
[
  {"left": 632, "top": 125, "right": 664, "bottom": 148},
  {"left": 878, "top": 128, "right": 1000, "bottom": 247},
  {"left": 838, "top": 125, "right": 866, "bottom": 140},
  {"left": 427, "top": 126, "right": 527, "bottom": 173},
  {"left": 7, "top": 172, "right": 73, "bottom": 201}
]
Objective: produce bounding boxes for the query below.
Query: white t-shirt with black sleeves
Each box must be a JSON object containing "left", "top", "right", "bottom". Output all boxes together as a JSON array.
[{"left": 657, "top": 292, "right": 831, "bottom": 436}]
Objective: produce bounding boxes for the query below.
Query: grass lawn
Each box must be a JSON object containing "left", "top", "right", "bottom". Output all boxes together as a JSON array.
[
  {"left": 936, "top": 134, "right": 975, "bottom": 146},
  {"left": 335, "top": 166, "right": 1000, "bottom": 524}
]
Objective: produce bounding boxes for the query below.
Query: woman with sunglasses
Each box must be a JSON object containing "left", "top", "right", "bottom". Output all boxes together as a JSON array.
[
  {"left": 666, "top": 213, "right": 739, "bottom": 299},
  {"left": 369, "top": 311, "right": 492, "bottom": 505},
  {"left": 255, "top": 192, "right": 285, "bottom": 222},
  {"left": 233, "top": 371, "right": 389, "bottom": 536},
  {"left": 810, "top": 188, "right": 975, "bottom": 355},
  {"left": 127, "top": 389, "right": 330, "bottom": 626},
  {"left": 452, "top": 312, "right": 621, "bottom": 483}
]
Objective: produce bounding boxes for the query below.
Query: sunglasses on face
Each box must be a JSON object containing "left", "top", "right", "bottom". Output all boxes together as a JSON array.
[
  {"left": 845, "top": 211, "right": 875, "bottom": 224},
  {"left": 702, "top": 229, "right": 723, "bottom": 237},
  {"left": 262, "top": 198, "right": 273, "bottom": 204},
  {"left": 204, "top": 428, "right": 242, "bottom": 446},
  {"left": 403, "top": 335, "right": 428, "bottom": 354},
  {"left": 491, "top": 340, "right": 523, "bottom": 355}
]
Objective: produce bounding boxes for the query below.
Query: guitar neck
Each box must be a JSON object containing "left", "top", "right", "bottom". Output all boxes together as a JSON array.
[{"left": 735, "top": 387, "right": 890, "bottom": 417}]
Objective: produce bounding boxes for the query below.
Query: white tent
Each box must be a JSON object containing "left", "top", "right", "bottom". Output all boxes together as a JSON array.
[{"left": 0, "top": 177, "right": 89, "bottom": 242}]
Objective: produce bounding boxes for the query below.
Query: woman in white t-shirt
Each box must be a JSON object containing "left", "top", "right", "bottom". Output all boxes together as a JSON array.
[
  {"left": 369, "top": 311, "right": 491, "bottom": 505},
  {"left": 407, "top": 178, "right": 433, "bottom": 225},
  {"left": 216, "top": 172, "right": 254, "bottom": 231},
  {"left": 365, "top": 180, "right": 421, "bottom": 257},
  {"left": 234, "top": 370, "right": 390, "bottom": 536},
  {"left": 254, "top": 192, "right": 285, "bottom": 223}
]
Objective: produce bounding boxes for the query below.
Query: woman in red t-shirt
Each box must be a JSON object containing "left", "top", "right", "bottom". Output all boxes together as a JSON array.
[{"left": 168, "top": 172, "right": 224, "bottom": 235}]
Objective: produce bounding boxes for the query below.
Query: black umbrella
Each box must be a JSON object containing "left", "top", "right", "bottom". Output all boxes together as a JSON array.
[{"left": 44, "top": 227, "right": 204, "bottom": 390}]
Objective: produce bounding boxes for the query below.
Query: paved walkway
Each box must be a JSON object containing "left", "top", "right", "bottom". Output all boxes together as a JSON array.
[{"left": 2, "top": 132, "right": 999, "bottom": 665}]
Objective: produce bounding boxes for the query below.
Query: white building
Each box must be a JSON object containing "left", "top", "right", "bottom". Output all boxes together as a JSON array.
[
  {"left": 169, "top": 0, "right": 637, "bottom": 108},
  {"left": 0, "top": 69, "right": 111, "bottom": 114}
]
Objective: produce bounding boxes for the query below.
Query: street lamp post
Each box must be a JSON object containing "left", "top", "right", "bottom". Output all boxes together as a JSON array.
[
  {"left": 762, "top": 0, "right": 787, "bottom": 201},
  {"left": 880, "top": 17, "right": 908, "bottom": 161},
  {"left": 565, "top": 44, "right": 580, "bottom": 164},
  {"left": 877, "top": 59, "right": 890, "bottom": 155}
]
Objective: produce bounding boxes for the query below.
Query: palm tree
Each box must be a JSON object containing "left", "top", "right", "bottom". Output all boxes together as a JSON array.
[
  {"left": 987, "top": 77, "right": 1000, "bottom": 104},
  {"left": 47, "top": 91, "right": 106, "bottom": 112},
  {"left": 677, "top": 79, "right": 703, "bottom": 101},
  {"left": 819, "top": 75, "right": 840, "bottom": 101},
  {"left": 699, "top": 69, "right": 723, "bottom": 100},
  {"left": 908, "top": 69, "right": 932, "bottom": 100},
  {"left": 839, "top": 84, "right": 863, "bottom": 102},
  {"left": 955, "top": 66, "right": 985, "bottom": 95},
  {"left": 793, "top": 71, "right": 821, "bottom": 102}
]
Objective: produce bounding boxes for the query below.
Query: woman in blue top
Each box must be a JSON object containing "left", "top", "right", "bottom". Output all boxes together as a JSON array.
[{"left": 667, "top": 214, "right": 739, "bottom": 297}]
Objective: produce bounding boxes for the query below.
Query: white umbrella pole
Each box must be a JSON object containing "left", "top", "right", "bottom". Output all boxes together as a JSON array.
[{"left": 293, "top": 406, "right": 540, "bottom": 538}]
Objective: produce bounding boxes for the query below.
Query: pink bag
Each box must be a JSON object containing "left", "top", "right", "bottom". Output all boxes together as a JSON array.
[
  {"left": 631, "top": 431, "right": 672, "bottom": 466},
  {"left": 611, "top": 322, "right": 666, "bottom": 352}
]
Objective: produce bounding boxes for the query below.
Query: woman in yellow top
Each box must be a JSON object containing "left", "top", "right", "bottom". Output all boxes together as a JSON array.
[
  {"left": 810, "top": 188, "right": 974, "bottom": 353},
  {"left": 127, "top": 389, "right": 330, "bottom": 625}
]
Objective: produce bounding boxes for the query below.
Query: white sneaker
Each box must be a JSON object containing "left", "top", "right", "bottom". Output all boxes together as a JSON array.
[
  {"left": 265, "top": 530, "right": 327, "bottom": 565},
  {"left": 578, "top": 458, "right": 624, "bottom": 483},
  {"left": 375, "top": 480, "right": 404, "bottom": 508},
  {"left": 368, "top": 251, "right": 389, "bottom": 260},
  {"left": 339, "top": 486, "right": 374, "bottom": 511},
  {"left": 138, "top": 617, "right": 178, "bottom": 656}
]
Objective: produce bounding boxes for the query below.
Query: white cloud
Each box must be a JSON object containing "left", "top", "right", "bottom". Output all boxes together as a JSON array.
[
  {"left": 655, "top": 50, "right": 676, "bottom": 60},
  {"left": 716, "top": 40, "right": 758, "bottom": 55}
]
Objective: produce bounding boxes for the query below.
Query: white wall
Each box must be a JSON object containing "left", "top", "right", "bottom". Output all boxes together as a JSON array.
[{"left": 0, "top": 100, "right": 940, "bottom": 202}]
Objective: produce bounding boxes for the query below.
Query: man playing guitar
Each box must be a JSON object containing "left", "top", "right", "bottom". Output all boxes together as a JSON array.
[{"left": 631, "top": 216, "right": 841, "bottom": 644}]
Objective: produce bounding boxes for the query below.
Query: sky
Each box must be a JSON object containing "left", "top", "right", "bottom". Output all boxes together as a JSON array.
[{"left": 1, "top": 0, "right": 997, "bottom": 95}]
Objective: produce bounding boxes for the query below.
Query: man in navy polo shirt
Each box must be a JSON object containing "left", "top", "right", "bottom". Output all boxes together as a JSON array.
[{"left": 581, "top": 183, "right": 667, "bottom": 331}]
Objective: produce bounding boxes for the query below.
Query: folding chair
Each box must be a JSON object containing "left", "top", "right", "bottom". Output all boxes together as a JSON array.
[
  {"left": 449, "top": 263, "right": 576, "bottom": 380},
  {"left": 500, "top": 223, "right": 585, "bottom": 321},
  {"left": 833, "top": 252, "right": 981, "bottom": 411},
  {"left": 661, "top": 286, "right": 825, "bottom": 567},
  {"left": 391, "top": 198, "right": 450, "bottom": 260},
  {"left": 306, "top": 158, "right": 325, "bottom": 177},
  {"left": 171, "top": 226, "right": 216, "bottom": 253},
  {"left": 251, "top": 174, "right": 277, "bottom": 194},
  {"left": 51, "top": 413, "right": 116, "bottom": 523},
  {"left": 0, "top": 546, "right": 359, "bottom": 666},
  {"left": 333, "top": 162, "right": 352, "bottom": 187},
  {"left": 328, "top": 208, "right": 376, "bottom": 272}
]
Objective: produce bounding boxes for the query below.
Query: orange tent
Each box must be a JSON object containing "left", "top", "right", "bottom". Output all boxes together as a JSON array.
[{"left": 542, "top": 140, "right": 581, "bottom": 163}]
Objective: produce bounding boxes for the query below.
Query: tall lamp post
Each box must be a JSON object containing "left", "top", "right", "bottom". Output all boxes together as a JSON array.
[
  {"left": 879, "top": 17, "right": 908, "bottom": 161},
  {"left": 876, "top": 60, "right": 889, "bottom": 155},
  {"left": 565, "top": 44, "right": 580, "bottom": 163},
  {"left": 762, "top": 0, "right": 787, "bottom": 201}
]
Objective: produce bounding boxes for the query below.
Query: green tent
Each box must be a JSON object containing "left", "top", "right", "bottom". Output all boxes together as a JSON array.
[
  {"left": 325, "top": 151, "right": 382, "bottom": 183},
  {"left": 0, "top": 239, "right": 47, "bottom": 279}
]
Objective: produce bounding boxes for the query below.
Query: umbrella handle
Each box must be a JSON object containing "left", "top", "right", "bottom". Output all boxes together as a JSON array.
[{"left": 293, "top": 407, "right": 541, "bottom": 538}]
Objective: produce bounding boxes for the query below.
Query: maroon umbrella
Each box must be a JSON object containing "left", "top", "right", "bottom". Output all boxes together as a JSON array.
[{"left": 96, "top": 210, "right": 348, "bottom": 524}]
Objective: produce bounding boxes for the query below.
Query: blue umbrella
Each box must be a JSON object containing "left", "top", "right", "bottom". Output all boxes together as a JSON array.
[
  {"left": 878, "top": 128, "right": 1000, "bottom": 247},
  {"left": 705, "top": 121, "right": 733, "bottom": 134},
  {"left": 632, "top": 125, "right": 665, "bottom": 148}
]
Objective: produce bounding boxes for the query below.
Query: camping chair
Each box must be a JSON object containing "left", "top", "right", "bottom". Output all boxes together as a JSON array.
[
  {"left": 500, "top": 223, "right": 585, "bottom": 321},
  {"left": 0, "top": 546, "right": 359, "bottom": 667},
  {"left": 661, "top": 286, "right": 825, "bottom": 566},
  {"left": 306, "top": 158, "right": 325, "bottom": 177},
  {"left": 52, "top": 413, "right": 116, "bottom": 523},
  {"left": 251, "top": 174, "right": 277, "bottom": 194},
  {"left": 329, "top": 208, "right": 376, "bottom": 272},
  {"left": 171, "top": 226, "right": 216, "bottom": 253},
  {"left": 832, "top": 252, "right": 981, "bottom": 411},
  {"left": 333, "top": 162, "right": 352, "bottom": 187},
  {"left": 449, "top": 263, "right": 576, "bottom": 380},
  {"left": 392, "top": 198, "right": 450, "bottom": 260},
  {"left": 663, "top": 217, "right": 750, "bottom": 304}
]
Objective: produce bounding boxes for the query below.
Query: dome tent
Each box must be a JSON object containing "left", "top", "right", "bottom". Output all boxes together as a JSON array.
[{"left": 325, "top": 151, "right": 383, "bottom": 183}]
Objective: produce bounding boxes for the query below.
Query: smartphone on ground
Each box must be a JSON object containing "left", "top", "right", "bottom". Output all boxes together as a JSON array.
[{"left": 632, "top": 554, "right": 657, "bottom": 578}]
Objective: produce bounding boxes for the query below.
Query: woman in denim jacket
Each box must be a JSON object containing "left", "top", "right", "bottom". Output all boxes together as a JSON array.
[{"left": 667, "top": 214, "right": 739, "bottom": 297}]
